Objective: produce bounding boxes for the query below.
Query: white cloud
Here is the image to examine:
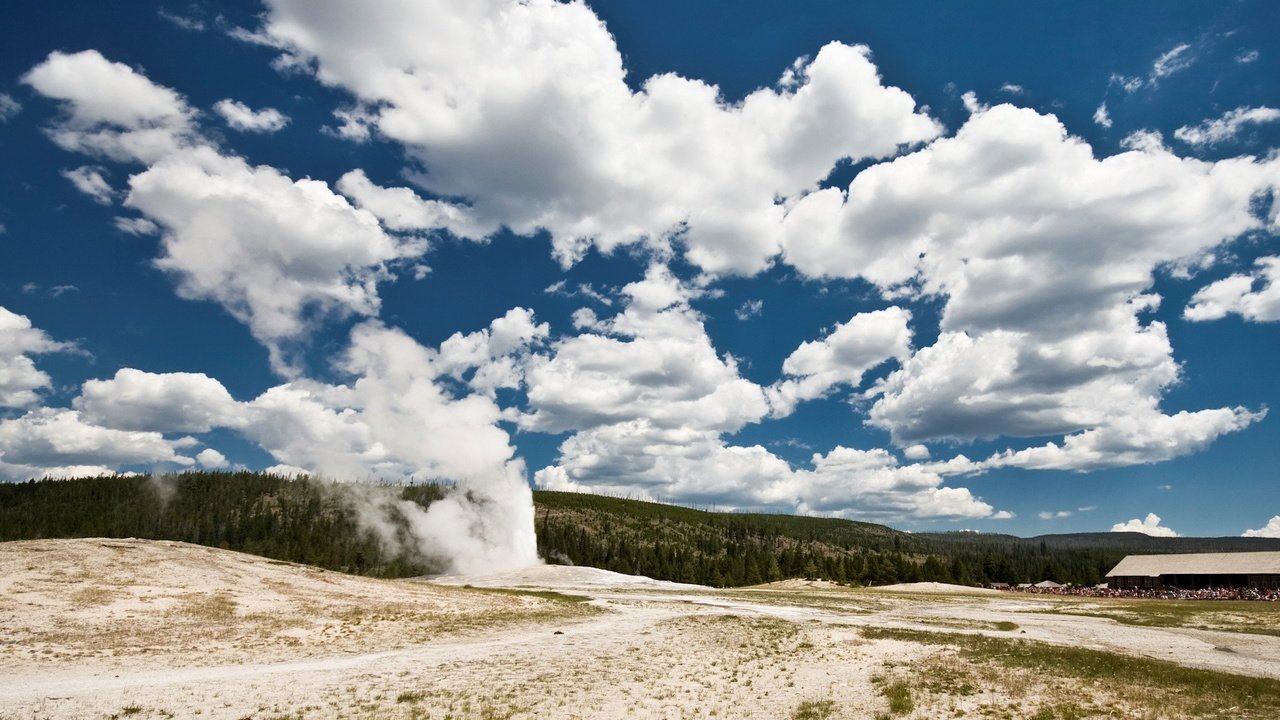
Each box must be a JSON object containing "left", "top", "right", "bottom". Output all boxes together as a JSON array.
[
  {"left": 0, "top": 93, "right": 20, "bottom": 122},
  {"left": 1185, "top": 256, "right": 1280, "bottom": 322},
  {"left": 114, "top": 216, "right": 159, "bottom": 236},
  {"left": 1174, "top": 106, "right": 1280, "bottom": 147},
  {"left": 767, "top": 307, "right": 912, "bottom": 418},
  {"left": 196, "top": 448, "right": 228, "bottom": 468},
  {"left": 255, "top": 1, "right": 941, "bottom": 274},
  {"left": 62, "top": 165, "right": 115, "bottom": 204},
  {"left": 74, "top": 368, "right": 246, "bottom": 433},
  {"left": 158, "top": 8, "right": 205, "bottom": 32},
  {"left": 734, "top": 299, "right": 763, "bottom": 320},
  {"left": 525, "top": 266, "right": 1001, "bottom": 520},
  {"left": 1038, "top": 510, "right": 1072, "bottom": 520},
  {"left": 25, "top": 51, "right": 419, "bottom": 373},
  {"left": 903, "top": 444, "right": 930, "bottom": 460},
  {"left": 1235, "top": 49, "right": 1259, "bottom": 64},
  {"left": 22, "top": 50, "right": 197, "bottom": 163},
  {"left": 999, "top": 83, "right": 1024, "bottom": 95},
  {"left": 1243, "top": 516, "right": 1280, "bottom": 538},
  {"left": 776, "top": 102, "right": 1278, "bottom": 468},
  {"left": 1093, "top": 102, "right": 1112, "bottom": 129},
  {"left": 0, "top": 408, "right": 195, "bottom": 481},
  {"left": 126, "top": 147, "right": 421, "bottom": 373},
  {"left": 336, "top": 169, "right": 495, "bottom": 238},
  {"left": 1111, "top": 512, "right": 1179, "bottom": 537},
  {"left": 0, "top": 307, "right": 70, "bottom": 408},
  {"left": 1151, "top": 43, "right": 1194, "bottom": 81},
  {"left": 213, "top": 99, "right": 289, "bottom": 133}
]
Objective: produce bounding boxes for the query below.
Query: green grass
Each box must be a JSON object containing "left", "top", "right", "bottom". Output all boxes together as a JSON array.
[
  {"left": 883, "top": 680, "right": 914, "bottom": 714},
  {"left": 863, "top": 626, "right": 1280, "bottom": 719},
  {"left": 791, "top": 699, "right": 836, "bottom": 720},
  {"left": 1039, "top": 598, "right": 1280, "bottom": 637}
]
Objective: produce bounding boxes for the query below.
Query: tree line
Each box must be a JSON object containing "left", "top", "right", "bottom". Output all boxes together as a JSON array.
[{"left": 6, "top": 473, "right": 1262, "bottom": 587}]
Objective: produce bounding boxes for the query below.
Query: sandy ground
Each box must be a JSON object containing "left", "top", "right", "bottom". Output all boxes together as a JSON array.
[{"left": 2, "top": 539, "right": 1279, "bottom": 719}]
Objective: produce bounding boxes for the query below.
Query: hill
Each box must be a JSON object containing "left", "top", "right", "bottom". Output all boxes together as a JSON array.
[{"left": 4, "top": 473, "right": 1278, "bottom": 587}]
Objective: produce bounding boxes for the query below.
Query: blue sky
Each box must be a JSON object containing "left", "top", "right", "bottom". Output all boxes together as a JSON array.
[{"left": 1, "top": 0, "right": 1278, "bottom": 539}]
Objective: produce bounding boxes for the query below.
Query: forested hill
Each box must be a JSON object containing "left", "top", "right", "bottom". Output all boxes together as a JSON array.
[{"left": 4, "top": 473, "right": 1277, "bottom": 587}]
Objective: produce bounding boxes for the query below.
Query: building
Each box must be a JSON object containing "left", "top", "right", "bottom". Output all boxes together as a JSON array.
[{"left": 1106, "top": 552, "right": 1280, "bottom": 590}]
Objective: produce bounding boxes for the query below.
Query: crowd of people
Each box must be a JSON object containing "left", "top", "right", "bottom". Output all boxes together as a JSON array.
[{"left": 1004, "top": 583, "right": 1280, "bottom": 600}]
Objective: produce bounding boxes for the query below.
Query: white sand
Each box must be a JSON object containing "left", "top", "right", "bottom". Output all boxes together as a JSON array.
[
  {"left": 876, "top": 581, "right": 1003, "bottom": 594},
  {"left": 3, "top": 539, "right": 1279, "bottom": 719}
]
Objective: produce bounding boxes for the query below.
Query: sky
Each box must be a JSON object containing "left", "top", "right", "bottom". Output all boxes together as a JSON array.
[{"left": 1, "top": 0, "right": 1279, "bottom": 540}]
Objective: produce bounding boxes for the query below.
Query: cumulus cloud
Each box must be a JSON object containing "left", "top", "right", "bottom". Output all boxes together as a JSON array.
[
  {"left": 1185, "top": 256, "right": 1280, "bottom": 322},
  {"left": 1243, "top": 515, "right": 1280, "bottom": 538},
  {"left": 767, "top": 307, "right": 912, "bottom": 418},
  {"left": 0, "top": 408, "right": 195, "bottom": 481},
  {"left": 22, "top": 49, "right": 197, "bottom": 163},
  {"left": 734, "top": 299, "right": 763, "bottom": 320},
  {"left": 0, "top": 307, "right": 70, "bottom": 409},
  {"left": 776, "top": 102, "right": 1278, "bottom": 468},
  {"left": 25, "top": 50, "right": 422, "bottom": 373},
  {"left": 254, "top": 0, "right": 941, "bottom": 273},
  {"left": 75, "top": 368, "right": 246, "bottom": 433},
  {"left": 62, "top": 165, "right": 115, "bottom": 204},
  {"left": 525, "top": 266, "right": 1001, "bottom": 520},
  {"left": 1174, "top": 106, "right": 1280, "bottom": 147},
  {"left": 1235, "top": 49, "right": 1259, "bottom": 64},
  {"left": 1111, "top": 512, "right": 1179, "bottom": 537},
  {"left": 212, "top": 99, "right": 289, "bottom": 133},
  {"left": 196, "top": 448, "right": 228, "bottom": 468},
  {"left": 336, "top": 169, "right": 495, "bottom": 238},
  {"left": 126, "top": 147, "right": 419, "bottom": 372}
]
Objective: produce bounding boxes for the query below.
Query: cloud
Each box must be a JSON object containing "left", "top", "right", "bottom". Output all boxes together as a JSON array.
[
  {"left": 74, "top": 368, "right": 247, "bottom": 433},
  {"left": 903, "top": 444, "right": 930, "bottom": 460},
  {"left": 213, "top": 99, "right": 289, "bottom": 133},
  {"left": 1038, "top": 510, "right": 1072, "bottom": 520},
  {"left": 0, "top": 93, "right": 20, "bottom": 122},
  {"left": 1243, "top": 515, "right": 1280, "bottom": 538},
  {"left": 62, "top": 165, "right": 115, "bottom": 204},
  {"left": 254, "top": 1, "right": 941, "bottom": 273},
  {"left": 1235, "top": 49, "right": 1259, "bottom": 64},
  {"left": 196, "top": 448, "right": 228, "bottom": 468},
  {"left": 1150, "top": 43, "right": 1194, "bottom": 81},
  {"left": 734, "top": 299, "right": 763, "bottom": 320},
  {"left": 1174, "top": 106, "right": 1280, "bottom": 147},
  {"left": 22, "top": 50, "right": 197, "bottom": 163},
  {"left": 25, "top": 51, "right": 421, "bottom": 373},
  {"left": 126, "top": 147, "right": 420, "bottom": 373},
  {"left": 1093, "top": 102, "right": 1112, "bottom": 129},
  {"left": 999, "top": 83, "right": 1024, "bottom": 95},
  {"left": 776, "top": 102, "right": 1277, "bottom": 468},
  {"left": 0, "top": 307, "right": 71, "bottom": 409},
  {"left": 525, "top": 266, "right": 1001, "bottom": 520},
  {"left": 767, "top": 307, "right": 912, "bottom": 418},
  {"left": 1185, "top": 256, "right": 1280, "bottom": 322},
  {"left": 1111, "top": 512, "right": 1179, "bottom": 537},
  {"left": 157, "top": 8, "right": 205, "bottom": 32},
  {"left": 0, "top": 408, "right": 196, "bottom": 481},
  {"left": 336, "top": 169, "right": 494, "bottom": 238},
  {"left": 114, "top": 216, "right": 159, "bottom": 236}
]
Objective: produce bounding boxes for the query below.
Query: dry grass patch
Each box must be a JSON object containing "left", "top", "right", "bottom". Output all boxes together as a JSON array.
[{"left": 863, "top": 626, "right": 1280, "bottom": 719}]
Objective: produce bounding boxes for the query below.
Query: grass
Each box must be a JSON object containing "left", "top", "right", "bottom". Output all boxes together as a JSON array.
[
  {"left": 863, "top": 626, "right": 1280, "bottom": 719},
  {"left": 1036, "top": 597, "right": 1280, "bottom": 637},
  {"left": 791, "top": 699, "right": 836, "bottom": 719}
]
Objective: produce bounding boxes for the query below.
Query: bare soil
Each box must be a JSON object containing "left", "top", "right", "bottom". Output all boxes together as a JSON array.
[{"left": 2, "top": 539, "right": 1278, "bottom": 719}]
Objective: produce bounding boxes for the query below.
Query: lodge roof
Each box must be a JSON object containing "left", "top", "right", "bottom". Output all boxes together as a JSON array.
[{"left": 1106, "top": 551, "right": 1280, "bottom": 578}]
